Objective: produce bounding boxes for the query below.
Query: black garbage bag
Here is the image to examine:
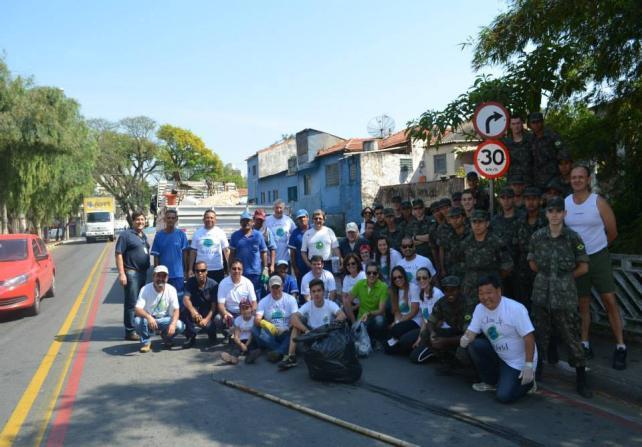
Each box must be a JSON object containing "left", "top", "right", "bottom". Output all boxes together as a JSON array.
[{"left": 295, "top": 321, "right": 362, "bottom": 383}]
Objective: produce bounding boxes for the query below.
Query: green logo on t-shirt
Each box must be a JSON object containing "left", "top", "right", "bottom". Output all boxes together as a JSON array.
[
  {"left": 487, "top": 325, "right": 499, "bottom": 341},
  {"left": 315, "top": 241, "right": 324, "bottom": 250},
  {"left": 202, "top": 238, "right": 214, "bottom": 247},
  {"left": 276, "top": 228, "right": 285, "bottom": 237},
  {"left": 406, "top": 272, "right": 413, "bottom": 283},
  {"left": 422, "top": 308, "right": 430, "bottom": 320}
]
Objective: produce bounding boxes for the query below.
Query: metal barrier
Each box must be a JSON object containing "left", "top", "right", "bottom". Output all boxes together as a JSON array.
[{"left": 592, "top": 254, "right": 642, "bottom": 334}]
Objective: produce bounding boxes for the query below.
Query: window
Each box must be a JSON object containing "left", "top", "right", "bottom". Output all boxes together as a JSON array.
[
  {"left": 287, "top": 156, "right": 297, "bottom": 175},
  {"left": 273, "top": 189, "right": 278, "bottom": 200},
  {"left": 325, "top": 163, "right": 340, "bottom": 187},
  {"left": 348, "top": 157, "right": 357, "bottom": 183},
  {"left": 400, "top": 158, "right": 413, "bottom": 183},
  {"left": 433, "top": 154, "right": 447, "bottom": 175},
  {"left": 260, "top": 192, "right": 265, "bottom": 204},
  {"left": 303, "top": 174, "right": 312, "bottom": 195},
  {"left": 288, "top": 186, "right": 298, "bottom": 202},
  {"left": 268, "top": 191, "right": 272, "bottom": 202},
  {"left": 252, "top": 165, "right": 257, "bottom": 176}
]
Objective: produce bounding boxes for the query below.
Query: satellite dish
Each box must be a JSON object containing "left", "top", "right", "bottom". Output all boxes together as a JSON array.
[{"left": 367, "top": 114, "right": 396, "bottom": 138}]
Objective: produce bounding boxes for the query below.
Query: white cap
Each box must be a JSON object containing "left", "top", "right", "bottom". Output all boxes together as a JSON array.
[
  {"left": 346, "top": 222, "right": 359, "bottom": 233},
  {"left": 153, "top": 265, "right": 169, "bottom": 275}
]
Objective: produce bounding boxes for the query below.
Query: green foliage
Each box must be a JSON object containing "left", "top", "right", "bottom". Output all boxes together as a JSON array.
[{"left": 219, "top": 163, "right": 246, "bottom": 188}]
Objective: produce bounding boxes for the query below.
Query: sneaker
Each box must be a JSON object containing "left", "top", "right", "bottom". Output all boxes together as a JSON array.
[
  {"left": 583, "top": 345, "right": 594, "bottom": 360},
  {"left": 612, "top": 347, "right": 627, "bottom": 370},
  {"left": 162, "top": 340, "right": 174, "bottom": 350},
  {"left": 182, "top": 336, "right": 196, "bottom": 349},
  {"left": 245, "top": 349, "right": 261, "bottom": 364},
  {"left": 278, "top": 355, "right": 298, "bottom": 370},
  {"left": 267, "top": 351, "right": 283, "bottom": 363},
  {"left": 125, "top": 332, "right": 140, "bottom": 342},
  {"left": 139, "top": 343, "right": 151, "bottom": 353},
  {"left": 472, "top": 382, "right": 496, "bottom": 392},
  {"left": 221, "top": 352, "right": 240, "bottom": 365}
]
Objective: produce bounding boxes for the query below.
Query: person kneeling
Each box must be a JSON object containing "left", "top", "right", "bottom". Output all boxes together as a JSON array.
[
  {"left": 134, "top": 265, "right": 185, "bottom": 352},
  {"left": 460, "top": 275, "right": 537, "bottom": 403},
  {"left": 221, "top": 300, "right": 260, "bottom": 365},
  {"left": 181, "top": 261, "right": 218, "bottom": 349},
  {"left": 280, "top": 278, "right": 346, "bottom": 370}
]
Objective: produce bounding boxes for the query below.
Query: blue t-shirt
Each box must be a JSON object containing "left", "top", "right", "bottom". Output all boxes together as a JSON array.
[
  {"left": 184, "top": 276, "right": 218, "bottom": 316},
  {"left": 230, "top": 229, "right": 267, "bottom": 276},
  {"left": 115, "top": 229, "right": 150, "bottom": 271},
  {"left": 150, "top": 229, "right": 189, "bottom": 279},
  {"left": 282, "top": 274, "right": 299, "bottom": 295},
  {"left": 288, "top": 227, "right": 310, "bottom": 278}
]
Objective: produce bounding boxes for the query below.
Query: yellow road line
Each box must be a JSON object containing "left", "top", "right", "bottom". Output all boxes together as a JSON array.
[
  {"left": 0, "top": 244, "right": 110, "bottom": 447},
  {"left": 32, "top": 254, "right": 104, "bottom": 447}
]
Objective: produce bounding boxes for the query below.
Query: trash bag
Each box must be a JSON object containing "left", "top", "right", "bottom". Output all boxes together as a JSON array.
[
  {"left": 296, "top": 321, "right": 362, "bottom": 383},
  {"left": 352, "top": 321, "right": 372, "bottom": 358}
]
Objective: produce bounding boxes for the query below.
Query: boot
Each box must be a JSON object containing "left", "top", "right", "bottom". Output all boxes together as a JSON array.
[{"left": 576, "top": 367, "right": 593, "bottom": 398}]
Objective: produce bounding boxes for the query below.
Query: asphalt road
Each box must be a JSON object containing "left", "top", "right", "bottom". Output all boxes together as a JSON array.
[{"left": 1, "top": 241, "right": 641, "bottom": 446}]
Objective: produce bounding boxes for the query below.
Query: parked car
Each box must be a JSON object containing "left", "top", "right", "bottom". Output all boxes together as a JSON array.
[{"left": 0, "top": 234, "right": 56, "bottom": 316}]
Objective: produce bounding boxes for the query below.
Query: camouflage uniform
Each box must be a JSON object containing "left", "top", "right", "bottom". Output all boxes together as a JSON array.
[
  {"left": 437, "top": 224, "right": 470, "bottom": 280},
  {"left": 491, "top": 212, "right": 521, "bottom": 298},
  {"left": 531, "top": 128, "right": 564, "bottom": 190},
  {"left": 515, "top": 212, "right": 547, "bottom": 304},
  {"left": 407, "top": 215, "right": 432, "bottom": 259},
  {"left": 460, "top": 233, "right": 514, "bottom": 311},
  {"left": 422, "top": 291, "right": 472, "bottom": 361},
  {"left": 528, "top": 226, "right": 589, "bottom": 367},
  {"left": 380, "top": 227, "right": 404, "bottom": 252},
  {"left": 504, "top": 133, "right": 533, "bottom": 185}
]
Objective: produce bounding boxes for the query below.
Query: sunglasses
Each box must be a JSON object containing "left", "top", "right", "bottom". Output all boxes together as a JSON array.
[
  {"left": 392, "top": 275, "right": 404, "bottom": 281},
  {"left": 401, "top": 244, "right": 414, "bottom": 249},
  {"left": 417, "top": 275, "right": 430, "bottom": 281},
  {"left": 195, "top": 269, "right": 208, "bottom": 273},
  {"left": 366, "top": 271, "right": 378, "bottom": 276}
]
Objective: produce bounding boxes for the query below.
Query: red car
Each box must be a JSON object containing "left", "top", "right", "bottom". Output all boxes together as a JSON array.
[{"left": 0, "top": 234, "right": 56, "bottom": 316}]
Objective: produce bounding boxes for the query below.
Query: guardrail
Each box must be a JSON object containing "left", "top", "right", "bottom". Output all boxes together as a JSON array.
[{"left": 592, "top": 254, "right": 642, "bottom": 335}]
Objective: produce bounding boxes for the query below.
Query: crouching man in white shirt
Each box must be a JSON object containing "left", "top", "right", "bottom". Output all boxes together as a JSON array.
[
  {"left": 459, "top": 274, "right": 537, "bottom": 403},
  {"left": 278, "top": 278, "right": 346, "bottom": 370},
  {"left": 134, "top": 265, "right": 185, "bottom": 353}
]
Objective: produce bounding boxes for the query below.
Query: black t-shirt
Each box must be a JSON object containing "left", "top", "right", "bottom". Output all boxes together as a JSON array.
[
  {"left": 184, "top": 276, "right": 218, "bottom": 315},
  {"left": 115, "top": 229, "right": 150, "bottom": 271}
]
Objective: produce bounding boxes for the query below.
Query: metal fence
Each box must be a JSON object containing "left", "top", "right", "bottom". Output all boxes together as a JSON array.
[{"left": 593, "top": 254, "right": 642, "bottom": 334}]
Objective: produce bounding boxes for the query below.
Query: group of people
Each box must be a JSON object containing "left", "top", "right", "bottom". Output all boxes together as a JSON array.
[{"left": 114, "top": 112, "right": 627, "bottom": 404}]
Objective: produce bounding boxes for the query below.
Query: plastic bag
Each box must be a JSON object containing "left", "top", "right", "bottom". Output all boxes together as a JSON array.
[
  {"left": 296, "top": 322, "right": 362, "bottom": 383},
  {"left": 352, "top": 321, "right": 372, "bottom": 358}
]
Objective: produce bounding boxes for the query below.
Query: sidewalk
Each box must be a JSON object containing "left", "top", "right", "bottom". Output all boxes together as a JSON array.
[{"left": 543, "top": 328, "right": 642, "bottom": 405}]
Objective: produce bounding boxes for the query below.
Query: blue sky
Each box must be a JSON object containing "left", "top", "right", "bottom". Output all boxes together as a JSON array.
[{"left": 1, "top": 0, "right": 504, "bottom": 172}]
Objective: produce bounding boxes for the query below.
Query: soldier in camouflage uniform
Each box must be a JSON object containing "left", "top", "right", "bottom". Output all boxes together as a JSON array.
[
  {"left": 466, "top": 171, "right": 490, "bottom": 210},
  {"left": 491, "top": 187, "right": 521, "bottom": 298},
  {"left": 460, "top": 209, "right": 513, "bottom": 312},
  {"left": 409, "top": 198, "right": 433, "bottom": 259},
  {"left": 509, "top": 176, "right": 528, "bottom": 216},
  {"left": 527, "top": 197, "right": 592, "bottom": 398},
  {"left": 413, "top": 275, "right": 472, "bottom": 368},
  {"left": 372, "top": 204, "right": 387, "bottom": 240},
  {"left": 398, "top": 200, "right": 415, "bottom": 231},
  {"left": 528, "top": 112, "right": 564, "bottom": 190},
  {"left": 514, "top": 187, "right": 547, "bottom": 307},
  {"left": 437, "top": 207, "right": 470, "bottom": 280},
  {"left": 504, "top": 115, "right": 533, "bottom": 185},
  {"left": 429, "top": 199, "right": 450, "bottom": 263},
  {"left": 556, "top": 150, "right": 573, "bottom": 197},
  {"left": 380, "top": 208, "right": 404, "bottom": 251}
]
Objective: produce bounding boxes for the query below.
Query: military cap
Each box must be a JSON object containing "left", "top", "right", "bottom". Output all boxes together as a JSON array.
[
  {"left": 508, "top": 175, "right": 526, "bottom": 185},
  {"left": 546, "top": 197, "right": 565, "bottom": 211},
  {"left": 447, "top": 207, "right": 464, "bottom": 217},
  {"left": 557, "top": 149, "right": 573, "bottom": 162},
  {"left": 429, "top": 201, "right": 441, "bottom": 212},
  {"left": 441, "top": 275, "right": 461, "bottom": 287},
  {"left": 391, "top": 195, "right": 402, "bottom": 204},
  {"left": 412, "top": 198, "right": 424, "bottom": 208},
  {"left": 466, "top": 171, "right": 479, "bottom": 179},
  {"left": 451, "top": 191, "right": 463, "bottom": 201},
  {"left": 523, "top": 186, "right": 542, "bottom": 197},
  {"left": 401, "top": 200, "right": 412, "bottom": 209},
  {"left": 498, "top": 187, "right": 515, "bottom": 198},
  {"left": 383, "top": 208, "right": 395, "bottom": 217},
  {"left": 545, "top": 178, "right": 564, "bottom": 193},
  {"left": 470, "top": 209, "right": 489, "bottom": 221},
  {"left": 528, "top": 111, "right": 544, "bottom": 122},
  {"left": 438, "top": 198, "right": 452, "bottom": 208}
]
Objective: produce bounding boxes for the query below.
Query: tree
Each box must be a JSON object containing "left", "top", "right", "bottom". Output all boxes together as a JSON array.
[
  {"left": 219, "top": 163, "right": 246, "bottom": 188},
  {"left": 157, "top": 124, "right": 223, "bottom": 182}
]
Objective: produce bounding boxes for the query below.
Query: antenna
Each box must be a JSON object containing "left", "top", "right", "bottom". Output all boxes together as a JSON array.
[{"left": 367, "top": 114, "right": 396, "bottom": 138}]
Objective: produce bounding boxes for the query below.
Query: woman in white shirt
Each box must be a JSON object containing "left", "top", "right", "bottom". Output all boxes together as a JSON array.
[
  {"left": 374, "top": 235, "right": 402, "bottom": 286},
  {"left": 410, "top": 267, "right": 445, "bottom": 362},
  {"left": 385, "top": 266, "right": 421, "bottom": 355},
  {"left": 341, "top": 253, "right": 366, "bottom": 317}
]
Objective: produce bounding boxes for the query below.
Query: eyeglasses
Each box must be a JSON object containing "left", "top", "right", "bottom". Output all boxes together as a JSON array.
[
  {"left": 416, "top": 275, "right": 430, "bottom": 281},
  {"left": 401, "top": 244, "right": 414, "bottom": 249},
  {"left": 195, "top": 269, "right": 208, "bottom": 273},
  {"left": 392, "top": 275, "right": 404, "bottom": 281},
  {"left": 366, "top": 271, "right": 378, "bottom": 276}
]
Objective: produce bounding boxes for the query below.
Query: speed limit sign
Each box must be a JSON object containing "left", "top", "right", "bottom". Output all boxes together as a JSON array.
[{"left": 473, "top": 140, "right": 510, "bottom": 179}]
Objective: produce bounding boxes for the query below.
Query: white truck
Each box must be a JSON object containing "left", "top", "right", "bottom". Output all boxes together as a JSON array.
[{"left": 83, "top": 196, "right": 116, "bottom": 242}]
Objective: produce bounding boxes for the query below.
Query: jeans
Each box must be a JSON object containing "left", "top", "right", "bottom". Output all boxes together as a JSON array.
[
  {"left": 181, "top": 309, "right": 217, "bottom": 340},
  {"left": 134, "top": 316, "right": 185, "bottom": 345},
  {"left": 365, "top": 315, "right": 387, "bottom": 342},
  {"left": 251, "top": 326, "right": 291, "bottom": 355},
  {"left": 467, "top": 337, "right": 533, "bottom": 403},
  {"left": 246, "top": 273, "right": 262, "bottom": 300},
  {"left": 386, "top": 320, "right": 420, "bottom": 355},
  {"left": 124, "top": 270, "right": 147, "bottom": 335}
]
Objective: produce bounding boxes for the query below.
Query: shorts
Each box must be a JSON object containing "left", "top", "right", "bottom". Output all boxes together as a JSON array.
[{"left": 575, "top": 247, "right": 616, "bottom": 296}]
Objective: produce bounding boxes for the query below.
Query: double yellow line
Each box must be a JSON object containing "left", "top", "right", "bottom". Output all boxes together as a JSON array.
[{"left": 0, "top": 243, "right": 110, "bottom": 447}]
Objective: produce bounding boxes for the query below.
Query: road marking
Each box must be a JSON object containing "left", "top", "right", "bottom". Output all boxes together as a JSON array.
[
  {"left": 0, "top": 244, "right": 110, "bottom": 447},
  {"left": 45, "top": 250, "right": 111, "bottom": 447}
]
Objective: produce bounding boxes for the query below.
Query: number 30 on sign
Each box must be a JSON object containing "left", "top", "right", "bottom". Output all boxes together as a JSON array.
[{"left": 473, "top": 140, "right": 511, "bottom": 179}]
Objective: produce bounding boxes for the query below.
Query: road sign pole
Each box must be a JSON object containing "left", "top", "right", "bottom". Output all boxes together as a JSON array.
[{"left": 489, "top": 179, "right": 494, "bottom": 217}]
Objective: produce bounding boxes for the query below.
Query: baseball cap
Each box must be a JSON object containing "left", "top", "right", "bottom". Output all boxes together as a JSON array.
[
  {"left": 412, "top": 198, "right": 424, "bottom": 208},
  {"left": 447, "top": 207, "right": 464, "bottom": 217},
  {"left": 153, "top": 265, "right": 169, "bottom": 275},
  {"left": 429, "top": 201, "right": 441, "bottom": 212},
  {"left": 523, "top": 187, "right": 542, "bottom": 197},
  {"left": 268, "top": 275, "right": 282, "bottom": 288},
  {"left": 466, "top": 171, "right": 479, "bottom": 179},
  {"left": 557, "top": 149, "right": 573, "bottom": 162},
  {"left": 391, "top": 195, "right": 402, "bottom": 204},
  {"left": 383, "top": 208, "right": 395, "bottom": 217},
  {"left": 498, "top": 187, "right": 515, "bottom": 198},
  {"left": 471, "top": 209, "right": 489, "bottom": 221},
  {"left": 253, "top": 208, "right": 266, "bottom": 220},
  {"left": 451, "top": 191, "right": 463, "bottom": 201},
  {"left": 240, "top": 210, "right": 252, "bottom": 220},
  {"left": 546, "top": 197, "right": 565, "bottom": 211},
  {"left": 295, "top": 209, "right": 308, "bottom": 219},
  {"left": 545, "top": 179, "right": 563, "bottom": 193},
  {"left": 401, "top": 200, "right": 412, "bottom": 209},
  {"left": 438, "top": 198, "right": 452, "bottom": 208},
  {"left": 346, "top": 222, "right": 359, "bottom": 233},
  {"left": 441, "top": 275, "right": 461, "bottom": 287},
  {"left": 276, "top": 259, "right": 289, "bottom": 267},
  {"left": 528, "top": 111, "right": 544, "bottom": 122},
  {"left": 508, "top": 175, "right": 526, "bottom": 185}
]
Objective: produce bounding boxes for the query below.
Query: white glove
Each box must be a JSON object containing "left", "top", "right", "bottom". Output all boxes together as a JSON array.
[
  {"left": 519, "top": 362, "right": 535, "bottom": 385},
  {"left": 459, "top": 334, "right": 472, "bottom": 348}
]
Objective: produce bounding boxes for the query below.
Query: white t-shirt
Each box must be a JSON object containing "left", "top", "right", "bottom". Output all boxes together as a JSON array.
[
  {"left": 256, "top": 293, "right": 299, "bottom": 331},
  {"left": 300, "top": 270, "right": 337, "bottom": 299},
  {"left": 217, "top": 276, "right": 257, "bottom": 314},
  {"left": 191, "top": 226, "right": 229, "bottom": 271},
  {"left": 301, "top": 226, "right": 339, "bottom": 260},
  {"left": 342, "top": 271, "right": 366, "bottom": 296},
  {"left": 396, "top": 254, "right": 437, "bottom": 285},
  {"left": 297, "top": 299, "right": 341, "bottom": 329},
  {"left": 135, "top": 283, "right": 179, "bottom": 318},
  {"left": 265, "top": 214, "right": 296, "bottom": 263},
  {"left": 397, "top": 283, "right": 422, "bottom": 326},
  {"left": 417, "top": 287, "right": 445, "bottom": 326},
  {"left": 468, "top": 297, "right": 538, "bottom": 371},
  {"left": 234, "top": 315, "right": 254, "bottom": 341}
]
